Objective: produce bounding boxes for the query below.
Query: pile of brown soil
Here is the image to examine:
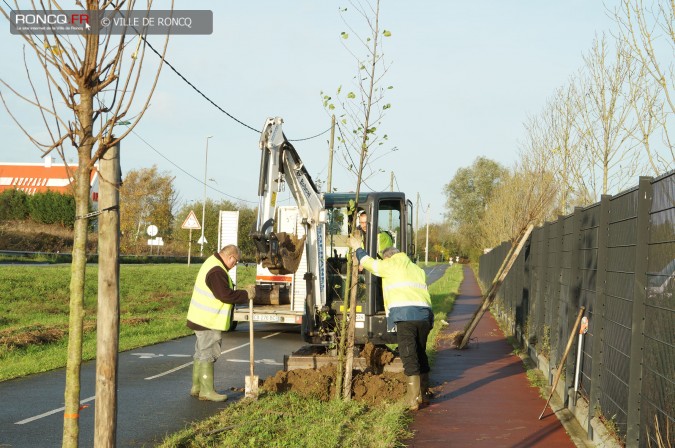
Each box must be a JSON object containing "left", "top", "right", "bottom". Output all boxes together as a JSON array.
[{"left": 261, "top": 343, "right": 408, "bottom": 405}]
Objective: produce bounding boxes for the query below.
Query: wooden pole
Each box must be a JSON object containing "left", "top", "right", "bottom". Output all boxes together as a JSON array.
[
  {"left": 458, "top": 224, "right": 534, "bottom": 349},
  {"left": 326, "top": 115, "right": 335, "bottom": 193},
  {"left": 539, "top": 306, "right": 586, "bottom": 419},
  {"left": 188, "top": 228, "right": 192, "bottom": 267},
  {"left": 94, "top": 142, "right": 121, "bottom": 447}
]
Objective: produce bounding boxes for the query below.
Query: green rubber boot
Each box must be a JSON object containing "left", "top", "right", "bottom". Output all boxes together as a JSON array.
[
  {"left": 406, "top": 375, "right": 421, "bottom": 411},
  {"left": 420, "top": 372, "right": 430, "bottom": 405},
  {"left": 198, "top": 361, "right": 228, "bottom": 402},
  {"left": 190, "top": 361, "right": 201, "bottom": 397}
]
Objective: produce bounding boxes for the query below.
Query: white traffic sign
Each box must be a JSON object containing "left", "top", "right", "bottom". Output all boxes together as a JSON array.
[
  {"left": 197, "top": 235, "right": 207, "bottom": 245},
  {"left": 181, "top": 210, "right": 201, "bottom": 230},
  {"left": 146, "top": 224, "right": 158, "bottom": 237}
]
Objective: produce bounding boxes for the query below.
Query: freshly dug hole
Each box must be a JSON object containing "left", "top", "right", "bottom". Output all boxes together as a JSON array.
[{"left": 261, "top": 343, "right": 407, "bottom": 405}]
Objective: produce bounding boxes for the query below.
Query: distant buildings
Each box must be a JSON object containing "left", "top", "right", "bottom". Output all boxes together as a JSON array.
[{"left": 0, "top": 157, "right": 98, "bottom": 203}]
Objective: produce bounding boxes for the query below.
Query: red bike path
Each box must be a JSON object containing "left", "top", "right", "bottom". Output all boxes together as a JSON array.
[{"left": 407, "top": 265, "right": 582, "bottom": 447}]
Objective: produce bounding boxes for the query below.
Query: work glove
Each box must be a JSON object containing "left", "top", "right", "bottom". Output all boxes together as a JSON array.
[
  {"left": 244, "top": 284, "right": 256, "bottom": 301},
  {"left": 347, "top": 235, "right": 362, "bottom": 251}
]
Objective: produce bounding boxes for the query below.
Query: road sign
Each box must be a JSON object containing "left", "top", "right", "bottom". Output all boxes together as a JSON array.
[
  {"left": 181, "top": 210, "right": 201, "bottom": 230},
  {"left": 146, "top": 224, "right": 158, "bottom": 237},
  {"left": 147, "top": 237, "right": 164, "bottom": 246},
  {"left": 197, "top": 235, "right": 207, "bottom": 244}
]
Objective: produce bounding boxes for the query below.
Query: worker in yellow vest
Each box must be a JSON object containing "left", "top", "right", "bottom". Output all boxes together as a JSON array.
[
  {"left": 186, "top": 244, "right": 250, "bottom": 401},
  {"left": 348, "top": 236, "right": 433, "bottom": 410}
]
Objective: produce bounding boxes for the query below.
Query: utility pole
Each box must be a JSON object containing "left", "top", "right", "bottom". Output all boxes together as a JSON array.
[
  {"left": 415, "top": 193, "right": 420, "bottom": 260},
  {"left": 327, "top": 115, "right": 335, "bottom": 193},
  {"left": 389, "top": 171, "right": 394, "bottom": 229},
  {"left": 94, "top": 142, "right": 121, "bottom": 446},
  {"left": 200, "top": 135, "right": 213, "bottom": 257},
  {"left": 425, "top": 203, "right": 430, "bottom": 265}
]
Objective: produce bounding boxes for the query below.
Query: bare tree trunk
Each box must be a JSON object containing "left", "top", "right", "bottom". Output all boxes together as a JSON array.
[
  {"left": 94, "top": 143, "right": 121, "bottom": 447},
  {"left": 0, "top": 2, "right": 171, "bottom": 442},
  {"left": 342, "top": 259, "right": 360, "bottom": 400},
  {"left": 334, "top": 249, "right": 353, "bottom": 399},
  {"left": 63, "top": 76, "right": 96, "bottom": 448},
  {"left": 602, "top": 157, "right": 609, "bottom": 194},
  {"left": 62, "top": 158, "right": 92, "bottom": 448}
]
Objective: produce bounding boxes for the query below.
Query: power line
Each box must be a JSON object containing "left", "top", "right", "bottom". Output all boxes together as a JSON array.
[
  {"left": 1, "top": 2, "right": 330, "bottom": 142},
  {"left": 141, "top": 36, "right": 261, "bottom": 134},
  {"left": 128, "top": 127, "right": 256, "bottom": 204},
  {"left": 140, "top": 36, "right": 330, "bottom": 141}
]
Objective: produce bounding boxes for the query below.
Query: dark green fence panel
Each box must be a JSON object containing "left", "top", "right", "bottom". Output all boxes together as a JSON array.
[{"left": 478, "top": 170, "right": 675, "bottom": 447}]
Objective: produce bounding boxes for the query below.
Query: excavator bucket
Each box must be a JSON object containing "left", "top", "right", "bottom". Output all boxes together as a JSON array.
[{"left": 261, "top": 232, "right": 306, "bottom": 275}]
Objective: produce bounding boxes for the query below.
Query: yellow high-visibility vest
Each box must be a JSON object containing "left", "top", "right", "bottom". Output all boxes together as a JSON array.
[
  {"left": 361, "top": 252, "right": 431, "bottom": 313},
  {"left": 187, "top": 255, "right": 234, "bottom": 331}
]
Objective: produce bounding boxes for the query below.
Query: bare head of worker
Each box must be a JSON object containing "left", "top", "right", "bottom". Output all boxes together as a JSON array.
[
  {"left": 381, "top": 247, "right": 400, "bottom": 259},
  {"left": 219, "top": 244, "right": 241, "bottom": 269}
]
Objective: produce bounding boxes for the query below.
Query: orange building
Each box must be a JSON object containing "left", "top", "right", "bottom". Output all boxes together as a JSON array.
[{"left": 0, "top": 158, "right": 99, "bottom": 203}]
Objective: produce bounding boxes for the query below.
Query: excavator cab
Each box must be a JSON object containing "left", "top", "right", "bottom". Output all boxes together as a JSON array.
[{"left": 323, "top": 192, "right": 415, "bottom": 345}]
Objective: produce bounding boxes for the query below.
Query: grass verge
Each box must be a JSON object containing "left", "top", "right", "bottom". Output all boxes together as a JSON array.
[
  {"left": 158, "top": 263, "right": 463, "bottom": 448},
  {"left": 426, "top": 263, "right": 463, "bottom": 365},
  {"left": 503, "top": 335, "right": 548, "bottom": 399},
  {"left": 157, "top": 393, "right": 412, "bottom": 448}
]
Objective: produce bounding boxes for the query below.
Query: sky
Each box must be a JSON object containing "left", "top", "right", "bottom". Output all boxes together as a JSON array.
[{"left": 0, "top": 1, "right": 619, "bottom": 224}]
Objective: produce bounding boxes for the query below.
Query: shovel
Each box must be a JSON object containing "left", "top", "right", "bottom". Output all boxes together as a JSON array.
[{"left": 244, "top": 298, "right": 259, "bottom": 399}]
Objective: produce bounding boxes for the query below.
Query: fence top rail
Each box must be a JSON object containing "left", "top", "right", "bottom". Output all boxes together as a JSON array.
[
  {"left": 650, "top": 167, "right": 675, "bottom": 183},
  {"left": 581, "top": 202, "right": 601, "bottom": 213},
  {"left": 611, "top": 183, "right": 641, "bottom": 200},
  {"left": 516, "top": 172, "right": 673, "bottom": 239}
]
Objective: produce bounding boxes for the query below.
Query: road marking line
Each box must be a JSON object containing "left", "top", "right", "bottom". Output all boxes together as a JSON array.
[
  {"left": 262, "top": 332, "right": 282, "bottom": 339},
  {"left": 14, "top": 332, "right": 286, "bottom": 425},
  {"left": 225, "top": 359, "right": 283, "bottom": 365},
  {"left": 15, "top": 396, "right": 96, "bottom": 425},
  {"left": 144, "top": 332, "right": 283, "bottom": 380}
]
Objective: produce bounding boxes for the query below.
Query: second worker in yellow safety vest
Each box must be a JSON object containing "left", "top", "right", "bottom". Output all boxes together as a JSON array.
[
  {"left": 186, "top": 244, "right": 251, "bottom": 402},
  {"left": 348, "top": 235, "right": 433, "bottom": 411}
]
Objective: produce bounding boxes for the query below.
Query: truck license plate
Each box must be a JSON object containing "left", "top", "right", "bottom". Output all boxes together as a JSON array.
[{"left": 254, "top": 314, "right": 279, "bottom": 322}]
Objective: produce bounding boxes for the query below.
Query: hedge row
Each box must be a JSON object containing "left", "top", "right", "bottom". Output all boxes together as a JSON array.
[{"left": 0, "top": 189, "right": 76, "bottom": 227}]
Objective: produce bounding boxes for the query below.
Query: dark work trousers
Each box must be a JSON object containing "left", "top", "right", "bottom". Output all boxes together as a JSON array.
[{"left": 396, "top": 320, "right": 432, "bottom": 376}]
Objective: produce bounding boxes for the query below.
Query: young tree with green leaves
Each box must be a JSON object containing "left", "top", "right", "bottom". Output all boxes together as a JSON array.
[{"left": 322, "top": 0, "right": 393, "bottom": 401}]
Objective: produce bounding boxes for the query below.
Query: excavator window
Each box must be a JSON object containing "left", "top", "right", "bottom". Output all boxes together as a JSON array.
[{"left": 324, "top": 206, "right": 366, "bottom": 305}]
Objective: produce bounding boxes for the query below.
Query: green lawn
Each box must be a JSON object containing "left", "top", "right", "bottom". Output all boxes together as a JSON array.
[{"left": 0, "top": 263, "right": 255, "bottom": 381}]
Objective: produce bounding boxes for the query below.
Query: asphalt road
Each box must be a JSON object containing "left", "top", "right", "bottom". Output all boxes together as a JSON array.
[
  {"left": 0, "top": 323, "right": 305, "bottom": 447},
  {"left": 423, "top": 263, "right": 450, "bottom": 285},
  {"left": 0, "top": 263, "right": 448, "bottom": 447}
]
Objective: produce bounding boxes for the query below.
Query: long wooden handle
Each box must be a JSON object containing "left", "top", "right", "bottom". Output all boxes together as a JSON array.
[
  {"left": 538, "top": 306, "right": 585, "bottom": 419},
  {"left": 459, "top": 224, "right": 534, "bottom": 349},
  {"left": 249, "top": 300, "right": 254, "bottom": 378}
]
